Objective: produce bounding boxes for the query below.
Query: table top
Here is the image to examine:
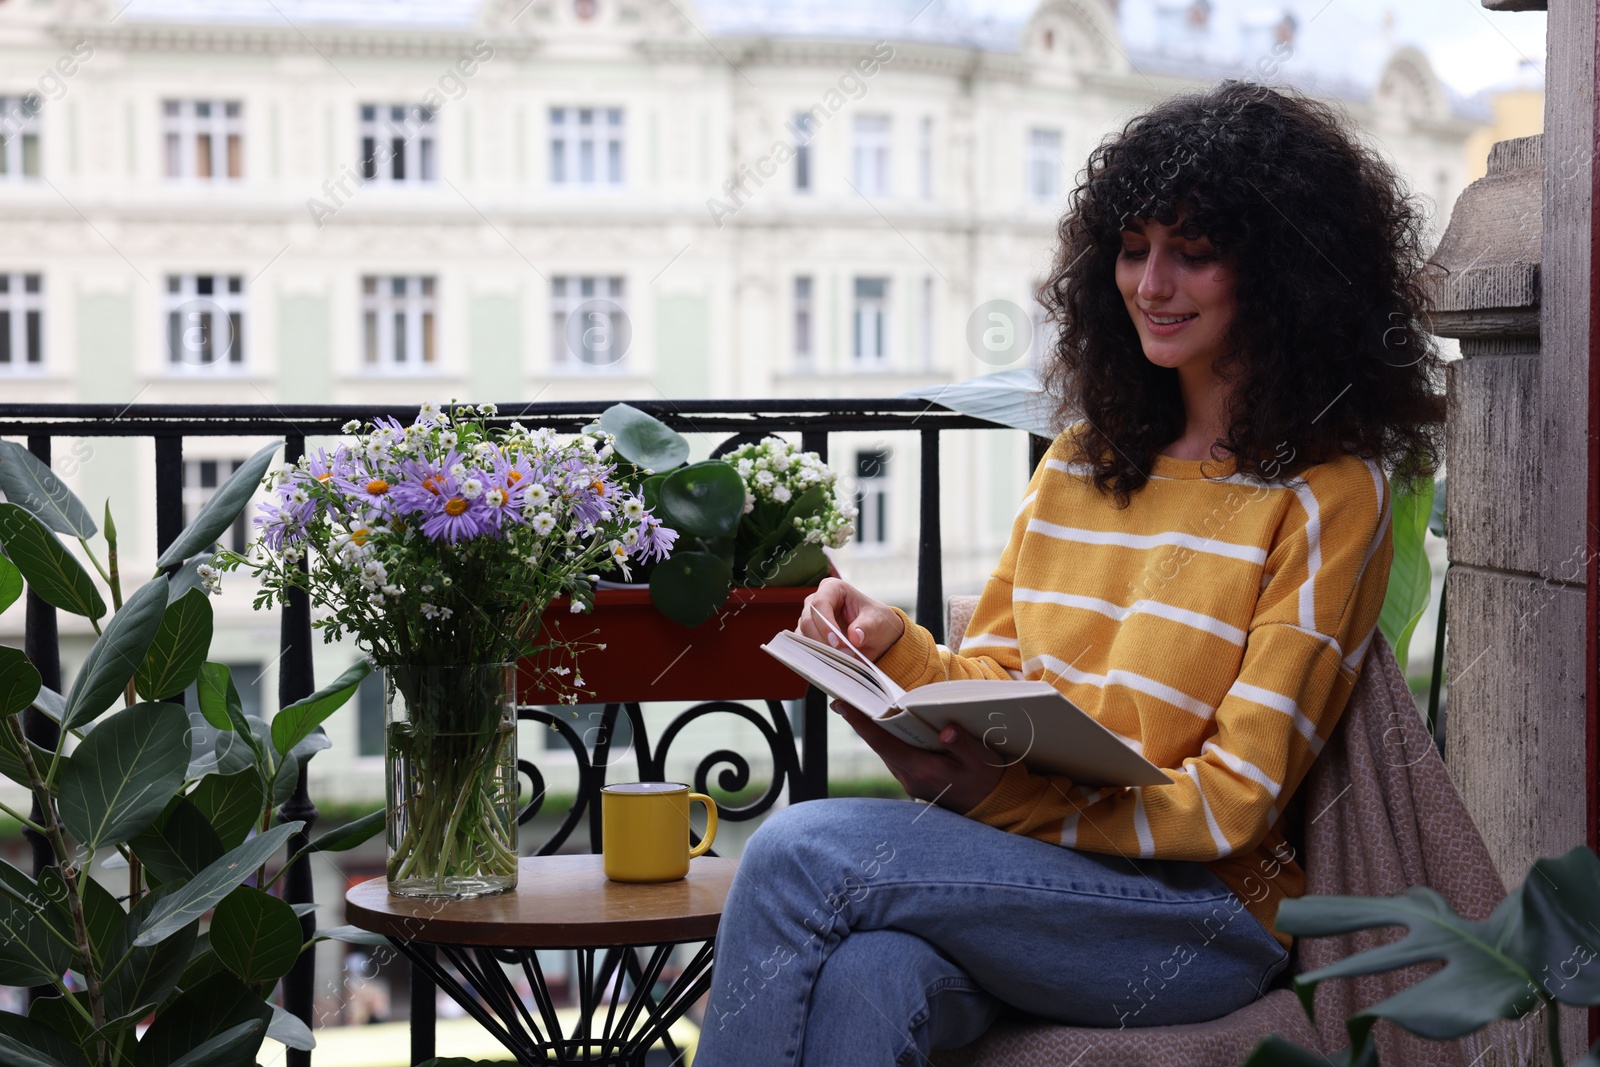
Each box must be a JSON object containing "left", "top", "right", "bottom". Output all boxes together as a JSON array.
[{"left": 344, "top": 855, "right": 738, "bottom": 948}]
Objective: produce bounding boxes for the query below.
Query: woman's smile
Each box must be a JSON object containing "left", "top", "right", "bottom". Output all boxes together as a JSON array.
[{"left": 1115, "top": 216, "right": 1236, "bottom": 373}]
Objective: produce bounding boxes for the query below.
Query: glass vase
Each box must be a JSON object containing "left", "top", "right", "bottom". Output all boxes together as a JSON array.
[{"left": 384, "top": 662, "right": 518, "bottom": 898}]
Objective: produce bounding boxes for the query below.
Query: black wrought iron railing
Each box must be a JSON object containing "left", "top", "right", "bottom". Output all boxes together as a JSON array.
[{"left": 0, "top": 399, "right": 1046, "bottom": 1067}]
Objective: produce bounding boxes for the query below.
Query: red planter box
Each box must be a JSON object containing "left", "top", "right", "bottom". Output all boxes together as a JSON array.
[{"left": 517, "top": 586, "right": 814, "bottom": 704}]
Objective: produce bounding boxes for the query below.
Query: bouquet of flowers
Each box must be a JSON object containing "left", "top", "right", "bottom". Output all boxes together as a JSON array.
[{"left": 220, "top": 402, "right": 676, "bottom": 895}]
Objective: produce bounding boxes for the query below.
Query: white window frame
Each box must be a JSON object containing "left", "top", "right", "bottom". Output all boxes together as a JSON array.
[
  {"left": 1028, "top": 127, "right": 1062, "bottom": 204},
  {"left": 0, "top": 95, "right": 41, "bottom": 181},
  {"left": 165, "top": 274, "right": 246, "bottom": 373},
  {"left": 360, "top": 103, "right": 437, "bottom": 185},
  {"left": 794, "top": 275, "right": 814, "bottom": 368},
  {"left": 163, "top": 100, "right": 244, "bottom": 182},
  {"left": 549, "top": 107, "right": 625, "bottom": 188},
  {"left": 852, "top": 276, "right": 890, "bottom": 369},
  {"left": 0, "top": 273, "right": 44, "bottom": 371},
  {"left": 852, "top": 114, "right": 891, "bottom": 197},
  {"left": 183, "top": 458, "right": 249, "bottom": 552},
  {"left": 550, "top": 275, "right": 628, "bottom": 372},
  {"left": 853, "top": 448, "right": 891, "bottom": 551},
  {"left": 362, "top": 276, "right": 438, "bottom": 373}
]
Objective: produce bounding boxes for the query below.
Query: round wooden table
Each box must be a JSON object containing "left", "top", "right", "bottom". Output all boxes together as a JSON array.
[{"left": 346, "top": 854, "right": 738, "bottom": 1066}]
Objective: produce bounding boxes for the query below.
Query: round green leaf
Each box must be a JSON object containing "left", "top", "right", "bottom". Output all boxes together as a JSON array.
[
  {"left": 134, "top": 587, "right": 213, "bottom": 702},
  {"left": 209, "top": 885, "right": 303, "bottom": 988},
  {"left": 187, "top": 769, "right": 265, "bottom": 852},
  {"left": 599, "top": 403, "right": 689, "bottom": 472},
  {"left": 0, "top": 554, "right": 23, "bottom": 616},
  {"left": 658, "top": 462, "right": 745, "bottom": 540},
  {"left": 0, "top": 646, "right": 42, "bottom": 719},
  {"left": 0, "top": 503, "right": 105, "bottom": 621},
  {"left": 58, "top": 701, "right": 190, "bottom": 853},
  {"left": 129, "top": 795, "right": 225, "bottom": 885},
  {"left": 648, "top": 550, "right": 733, "bottom": 627}
]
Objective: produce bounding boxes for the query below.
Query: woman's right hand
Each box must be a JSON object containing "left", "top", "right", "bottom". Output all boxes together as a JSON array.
[{"left": 798, "top": 577, "right": 906, "bottom": 662}]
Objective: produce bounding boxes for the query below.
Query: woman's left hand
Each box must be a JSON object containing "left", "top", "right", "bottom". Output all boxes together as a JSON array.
[{"left": 836, "top": 701, "right": 1008, "bottom": 813}]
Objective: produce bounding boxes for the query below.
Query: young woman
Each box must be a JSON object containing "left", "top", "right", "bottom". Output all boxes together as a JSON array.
[{"left": 693, "top": 80, "right": 1445, "bottom": 1065}]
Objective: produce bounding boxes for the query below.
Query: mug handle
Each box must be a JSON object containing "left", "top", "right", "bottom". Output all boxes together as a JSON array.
[{"left": 687, "top": 793, "right": 718, "bottom": 858}]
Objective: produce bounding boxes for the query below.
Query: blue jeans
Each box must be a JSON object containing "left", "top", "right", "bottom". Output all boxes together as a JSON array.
[{"left": 694, "top": 797, "right": 1289, "bottom": 1067}]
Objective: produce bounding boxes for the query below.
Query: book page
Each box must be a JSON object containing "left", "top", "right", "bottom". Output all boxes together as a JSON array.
[
  {"left": 805, "top": 606, "right": 907, "bottom": 703},
  {"left": 761, "top": 631, "right": 896, "bottom": 718}
]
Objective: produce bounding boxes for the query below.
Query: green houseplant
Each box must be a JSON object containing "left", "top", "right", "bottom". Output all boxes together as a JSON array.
[
  {"left": 597, "top": 403, "right": 856, "bottom": 627},
  {"left": 0, "top": 439, "right": 380, "bottom": 1067},
  {"left": 1244, "top": 845, "right": 1600, "bottom": 1067}
]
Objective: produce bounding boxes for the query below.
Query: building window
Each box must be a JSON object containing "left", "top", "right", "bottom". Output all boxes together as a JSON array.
[
  {"left": 1028, "top": 128, "right": 1061, "bottom": 203},
  {"left": 163, "top": 100, "right": 243, "bottom": 181},
  {"left": 362, "top": 276, "right": 437, "bottom": 371},
  {"left": 0, "top": 274, "right": 43, "bottom": 370},
  {"left": 549, "top": 107, "right": 624, "bottom": 187},
  {"left": 165, "top": 274, "right": 245, "bottom": 370},
  {"left": 0, "top": 95, "right": 41, "bottom": 180},
  {"left": 550, "top": 276, "right": 627, "bottom": 370},
  {"left": 918, "top": 116, "right": 933, "bottom": 199},
  {"left": 357, "top": 669, "right": 385, "bottom": 758},
  {"left": 794, "top": 276, "right": 813, "bottom": 366},
  {"left": 183, "top": 459, "right": 248, "bottom": 552},
  {"left": 852, "top": 114, "right": 891, "bottom": 197},
  {"left": 852, "top": 277, "right": 889, "bottom": 367},
  {"left": 920, "top": 276, "right": 933, "bottom": 369},
  {"left": 854, "top": 449, "right": 889, "bottom": 547},
  {"left": 793, "top": 112, "right": 815, "bottom": 193},
  {"left": 360, "top": 104, "right": 437, "bottom": 184}
]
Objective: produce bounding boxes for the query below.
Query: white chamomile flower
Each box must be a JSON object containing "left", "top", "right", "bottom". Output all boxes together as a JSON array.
[
  {"left": 485, "top": 487, "right": 506, "bottom": 508},
  {"left": 449, "top": 462, "right": 466, "bottom": 478},
  {"left": 622, "top": 529, "right": 639, "bottom": 546},
  {"left": 439, "top": 430, "right": 459, "bottom": 450},
  {"left": 622, "top": 498, "right": 645, "bottom": 520},
  {"left": 418, "top": 400, "right": 441, "bottom": 421},
  {"left": 481, "top": 402, "right": 498, "bottom": 416},
  {"left": 289, "top": 487, "right": 310, "bottom": 506},
  {"left": 342, "top": 419, "right": 362, "bottom": 433},
  {"left": 527, "top": 484, "right": 550, "bottom": 507},
  {"left": 532, "top": 511, "right": 557, "bottom": 536}
]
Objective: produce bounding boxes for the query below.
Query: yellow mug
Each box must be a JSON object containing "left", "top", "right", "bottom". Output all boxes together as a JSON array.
[{"left": 601, "top": 782, "right": 718, "bottom": 883}]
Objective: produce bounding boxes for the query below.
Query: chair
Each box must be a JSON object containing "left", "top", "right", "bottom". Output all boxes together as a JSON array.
[{"left": 929, "top": 596, "right": 1530, "bottom": 1067}]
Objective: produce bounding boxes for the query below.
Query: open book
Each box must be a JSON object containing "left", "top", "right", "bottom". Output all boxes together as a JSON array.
[{"left": 762, "top": 614, "right": 1173, "bottom": 788}]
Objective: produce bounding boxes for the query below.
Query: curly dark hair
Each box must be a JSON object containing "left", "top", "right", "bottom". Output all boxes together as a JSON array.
[{"left": 1039, "top": 79, "right": 1446, "bottom": 505}]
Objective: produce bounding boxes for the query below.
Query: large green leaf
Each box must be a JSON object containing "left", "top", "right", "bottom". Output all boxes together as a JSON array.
[
  {"left": 658, "top": 461, "right": 745, "bottom": 540},
  {"left": 0, "top": 441, "right": 97, "bottom": 541},
  {"left": 649, "top": 549, "right": 734, "bottom": 627},
  {"left": 61, "top": 576, "right": 170, "bottom": 730},
  {"left": 265, "top": 1004, "right": 315, "bottom": 1052},
  {"left": 130, "top": 973, "right": 269, "bottom": 1067},
  {"left": 748, "top": 540, "right": 829, "bottom": 588},
  {"left": 196, "top": 662, "right": 253, "bottom": 739},
  {"left": 209, "top": 885, "right": 302, "bottom": 988},
  {"left": 128, "top": 796, "right": 225, "bottom": 886},
  {"left": 303, "top": 809, "right": 385, "bottom": 855},
  {"left": 0, "top": 1012, "right": 90, "bottom": 1067},
  {"left": 0, "top": 555, "right": 22, "bottom": 616},
  {"left": 1242, "top": 1017, "right": 1379, "bottom": 1067},
  {"left": 0, "top": 1031, "right": 73, "bottom": 1067},
  {"left": 270, "top": 660, "right": 370, "bottom": 758},
  {"left": 0, "top": 863, "right": 73, "bottom": 987},
  {"left": 101, "top": 887, "right": 198, "bottom": 1024},
  {"left": 133, "top": 821, "right": 301, "bottom": 948},
  {"left": 599, "top": 403, "right": 690, "bottom": 472},
  {"left": 1509, "top": 846, "right": 1600, "bottom": 1005},
  {"left": 134, "top": 588, "right": 213, "bottom": 702},
  {"left": 1280, "top": 887, "right": 1539, "bottom": 1039},
  {"left": 154, "top": 440, "right": 280, "bottom": 569},
  {"left": 187, "top": 769, "right": 265, "bottom": 852},
  {"left": 0, "top": 723, "right": 54, "bottom": 790},
  {"left": 75, "top": 872, "right": 124, "bottom": 972},
  {"left": 58, "top": 701, "right": 190, "bottom": 853},
  {"left": 164, "top": 1020, "right": 266, "bottom": 1067},
  {"left": 271, "top": 751, "right": 301, "bottom": 807},
  {"left": 1377, "top": 475, "right": 1434, "bottom": 675},
  {"left": 0, "top": 647, "right": 41, "bottom": 718},
  {"left": 0, "top": 504, "right": 105, "bottom": 621}
]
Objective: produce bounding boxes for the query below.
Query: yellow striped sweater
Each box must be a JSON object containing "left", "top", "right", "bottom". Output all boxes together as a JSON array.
[{"left": 876, "top": 431, "right": 1394, "bottom": 951}]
